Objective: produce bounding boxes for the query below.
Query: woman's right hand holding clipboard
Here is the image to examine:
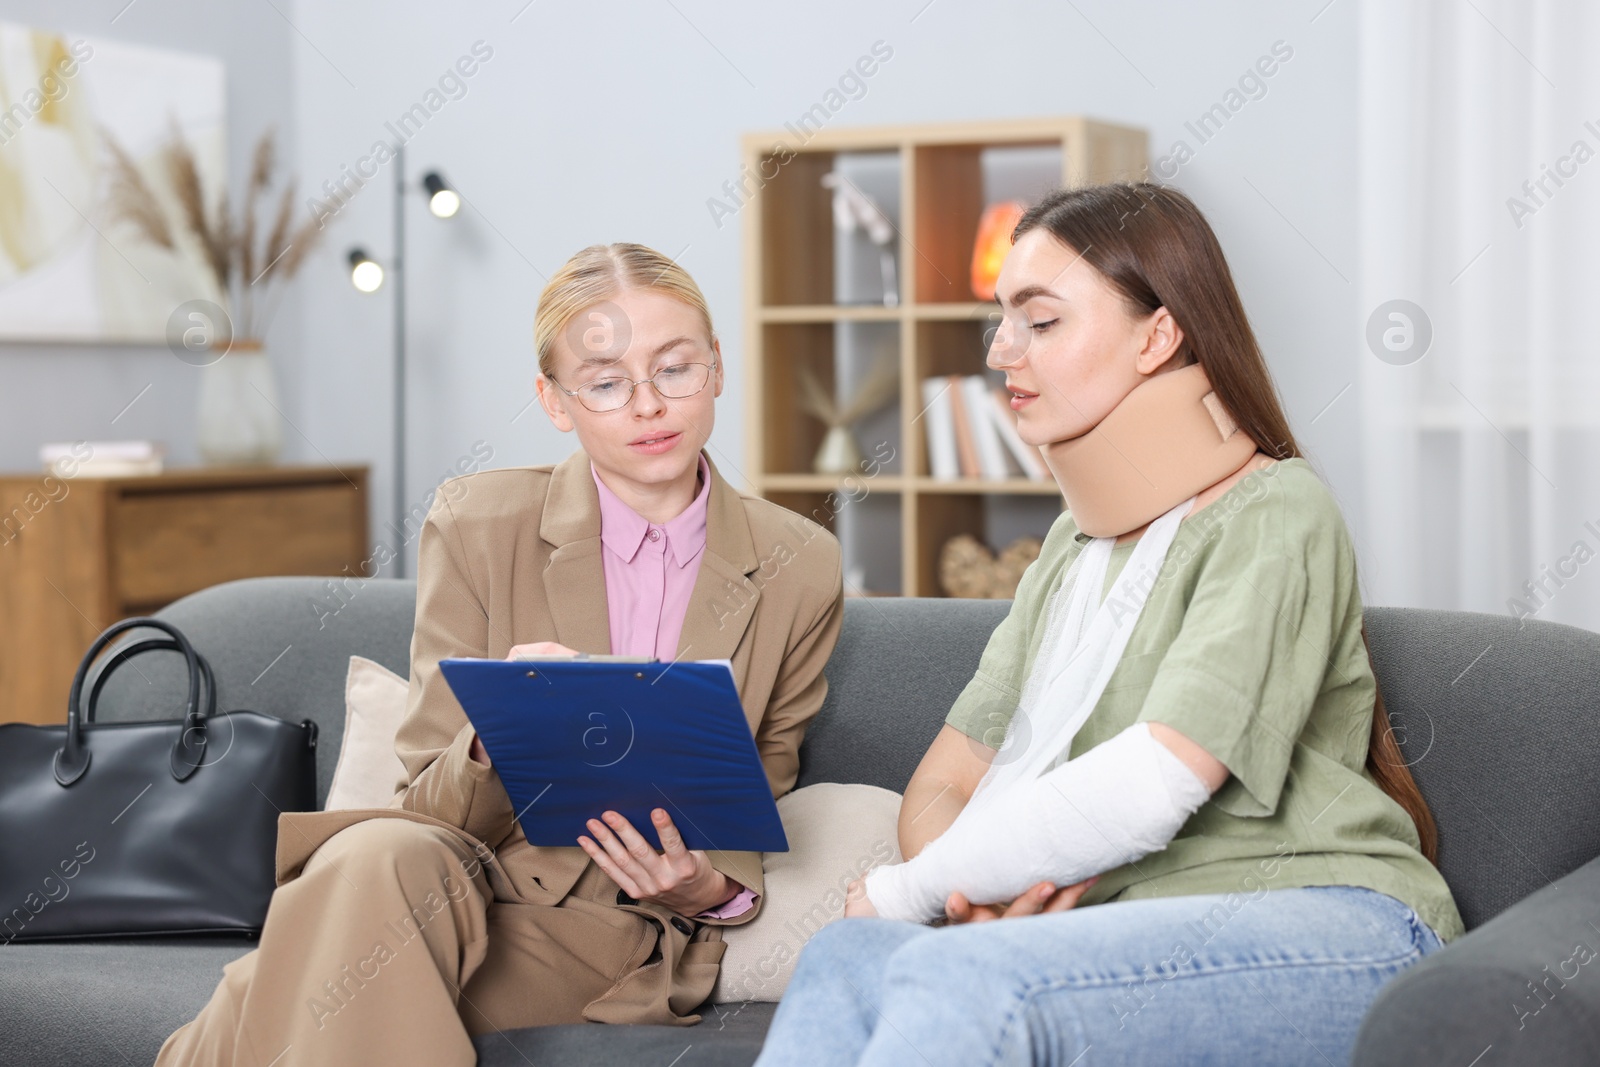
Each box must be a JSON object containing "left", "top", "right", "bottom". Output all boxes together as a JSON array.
[{"left": 467, "top": 641, "right": 583, "bottom": 765}]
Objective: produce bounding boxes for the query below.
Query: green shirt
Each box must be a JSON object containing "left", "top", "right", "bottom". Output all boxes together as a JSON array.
[{"left": 944, "top": 457, "right": 1466, "bottom": 943}]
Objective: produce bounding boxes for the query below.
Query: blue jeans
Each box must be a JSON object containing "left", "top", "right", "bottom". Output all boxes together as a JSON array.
[{"left": 752, "top": 885, "right": 1444, "bottom": 1067}]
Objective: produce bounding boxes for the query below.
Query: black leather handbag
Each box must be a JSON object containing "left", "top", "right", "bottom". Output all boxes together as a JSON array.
[{"left": 0, "top": 617, "right": 318, "bottom": 940}]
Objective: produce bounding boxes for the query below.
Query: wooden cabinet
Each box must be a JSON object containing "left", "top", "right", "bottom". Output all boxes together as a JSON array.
[
  {"left": 0, "top": 465, "right": 369, "bottom": 724},
  {"left": 740, "top": 116, "right": 1148, "bottom": 596}
]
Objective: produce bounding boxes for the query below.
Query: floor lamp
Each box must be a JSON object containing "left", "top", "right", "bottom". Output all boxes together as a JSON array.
[{"left": 346, "top": 143, "right": 460, "bottom": 578}]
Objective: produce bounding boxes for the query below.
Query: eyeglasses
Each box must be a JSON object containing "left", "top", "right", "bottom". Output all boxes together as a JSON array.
[{"left": 549, "top": 359, "right": 718, "bottom": 413}]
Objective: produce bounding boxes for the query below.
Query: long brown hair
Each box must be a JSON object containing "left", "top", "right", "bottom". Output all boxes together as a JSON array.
[{"left": 1012, "top": 182, "right": 1438, "bottom": 865}]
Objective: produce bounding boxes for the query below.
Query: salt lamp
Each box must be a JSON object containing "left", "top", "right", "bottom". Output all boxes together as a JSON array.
[{"left": 970, "top": 200, "right": 1026, "bottom": 301}]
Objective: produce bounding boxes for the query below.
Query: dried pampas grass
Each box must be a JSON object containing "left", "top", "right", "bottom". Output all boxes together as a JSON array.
[
  {"left": 102, "top": 132, "right": 174, "bottom": 251},
  {"left": 796, "top": 352, "right": 899, "bottom": 429},
  {"left": 238, "top": 133, "right": 273, "bottom": 290},
  {"left": 163, "top": 121, "right": 228, "bottom": 291},
  {"left": 259, "top": 182, "right": 296, "bottom": 281},
  {"left": 102, "top": 119, "right": 327, "bottom": 340}
]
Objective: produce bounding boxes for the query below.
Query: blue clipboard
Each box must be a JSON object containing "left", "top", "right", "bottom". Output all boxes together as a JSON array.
[{"left": 438, "top": 656, "right": 788, "bottom": 853}]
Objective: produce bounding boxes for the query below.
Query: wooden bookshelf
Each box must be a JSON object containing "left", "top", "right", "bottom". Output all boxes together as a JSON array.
[{"left": 741, "top": 116, "right": 1147, "bottom": 596}]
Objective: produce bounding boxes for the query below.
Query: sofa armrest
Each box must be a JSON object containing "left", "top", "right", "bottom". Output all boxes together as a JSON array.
[{"left": 1352, "top": 852, "right": 1600, "bottom": 1066}]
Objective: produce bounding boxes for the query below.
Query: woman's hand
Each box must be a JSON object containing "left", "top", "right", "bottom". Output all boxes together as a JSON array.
[
  {"left": 844, "top": 877, "right": 879, "bottom": 918},
  {"left": 471, "top": 643, "right": 583, "bottom": 768},
  {"left": 577, "top": 808, "right": 736, "bottom": 918},
  {"left": 505, "top": 641, "right": 580, "bottom": 659},
  {"left": 942, "top": 876, "right": 1099, "bottom": 924}
]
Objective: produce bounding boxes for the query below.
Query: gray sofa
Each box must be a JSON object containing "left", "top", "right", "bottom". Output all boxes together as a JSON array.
[{"left": 3, "top": 576, "right": 1598, "bottom": 1066}]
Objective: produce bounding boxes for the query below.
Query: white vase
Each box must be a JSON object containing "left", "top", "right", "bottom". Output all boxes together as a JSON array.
[
  {"left": 196, "top": 342, "right": 284, "bottom": 465},
  {"left": 812, "top": 425, "right": 862, "bottom": 474}
]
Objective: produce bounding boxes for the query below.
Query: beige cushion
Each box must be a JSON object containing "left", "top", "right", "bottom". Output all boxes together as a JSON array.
[
  {"left": 324, "top": 656, "right": 410, "bottom": 811},
  {"left": 713, "top": 782, "right": 904, "bottom": 1004}
]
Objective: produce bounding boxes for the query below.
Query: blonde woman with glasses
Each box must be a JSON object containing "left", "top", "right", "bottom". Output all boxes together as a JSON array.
[{"left": 156, "top": 243, "right": 844, "bottom": 1066}]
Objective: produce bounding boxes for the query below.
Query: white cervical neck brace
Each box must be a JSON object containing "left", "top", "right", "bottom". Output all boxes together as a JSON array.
[{"left": 865, "top": 363, "right": 1250, "bottom": 922}]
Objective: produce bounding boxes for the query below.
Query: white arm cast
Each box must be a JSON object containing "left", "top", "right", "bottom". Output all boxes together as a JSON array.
[{"left": 864, "top": 722, "right": 1214, "bottom": 923}]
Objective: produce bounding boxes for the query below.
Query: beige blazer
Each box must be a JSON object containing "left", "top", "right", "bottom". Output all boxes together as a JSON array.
[{"left": 275, "top": 448, "right": 844, "bottom": 1024}]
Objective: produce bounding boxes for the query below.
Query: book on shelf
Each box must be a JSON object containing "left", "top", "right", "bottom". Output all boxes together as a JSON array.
[
  {"left": 39, "top": 440, "right": 165, "bottom": 479},
  {"left": 920, "top": 377, "right": 959, "bottom": 480},
  {"left": 946, "top": 375, "right": 981, "bottom": 478},
  {"left": 919, "top": 375, "right": 1051, "bottom": 482},
  {"left": 961, "top": 375, "right": 1010, "bottom": 480},
  {"left": 987, "top": 386, "right": 1050, "bottom": 480}
]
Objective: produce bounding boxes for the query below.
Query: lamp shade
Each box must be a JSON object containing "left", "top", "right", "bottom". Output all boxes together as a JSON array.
[
  {"left": 423, "top": 172, "right": 460, "bottom": 218},
  {"left": 348, "top": 248, "right": 385, "bottom": 293},
  {"left": 970, "top": 200, "right": 1026, "bottom": 302}
]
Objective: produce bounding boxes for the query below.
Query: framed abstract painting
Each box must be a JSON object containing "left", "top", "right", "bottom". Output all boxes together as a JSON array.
[{"left": 0, "top": 23, "right": 225, "bottom": 343}]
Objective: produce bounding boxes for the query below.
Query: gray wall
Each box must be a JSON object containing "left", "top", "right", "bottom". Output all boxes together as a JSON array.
[
  {"left": 3, "top": 0, "right": 1362, "bottom": 580},
  {"left": 0, "top": 0, "right": 300, "bottom": 472},
  {"left": 282, "top": 0, "right": 1361, "bottom": 576}
]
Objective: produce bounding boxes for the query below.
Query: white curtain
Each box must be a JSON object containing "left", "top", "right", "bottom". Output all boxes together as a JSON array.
[{"left": 1359, "top": 0, "right": 1600, "bottom": 633}]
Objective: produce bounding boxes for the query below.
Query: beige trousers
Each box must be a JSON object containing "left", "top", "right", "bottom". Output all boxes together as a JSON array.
[{"left": 153, "top": 818, "right": 659, "bottom": 1067}]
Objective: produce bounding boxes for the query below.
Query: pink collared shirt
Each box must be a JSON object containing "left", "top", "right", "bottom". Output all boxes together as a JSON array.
[{"left": 591, "top": 453, "right": 758, "bottom": 920}]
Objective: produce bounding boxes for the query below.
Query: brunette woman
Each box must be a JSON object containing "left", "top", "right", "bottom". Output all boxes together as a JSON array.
[{"left": 754, "top": 184, "right": 1462, "bottom": 1066}]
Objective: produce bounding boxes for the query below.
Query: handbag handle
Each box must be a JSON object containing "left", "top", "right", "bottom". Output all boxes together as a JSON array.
[
  {"left": 56, "top": 617, "right": 207, "bottom": 787},
  {"left": 85, "top": 637, "right": 217, "bottom": 724}
]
